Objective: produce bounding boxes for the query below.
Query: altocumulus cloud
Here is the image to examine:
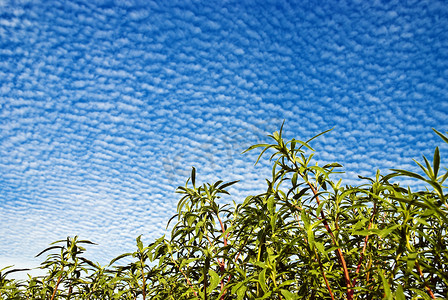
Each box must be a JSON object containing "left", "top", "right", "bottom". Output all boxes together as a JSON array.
[{"left": 1, "top": 0, "right": 447, "bottom": 271}]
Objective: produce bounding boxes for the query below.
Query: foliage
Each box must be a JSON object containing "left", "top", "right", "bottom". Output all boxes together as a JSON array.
[{"left": 1, "top": 126, "right": 447, "bottom": 299}]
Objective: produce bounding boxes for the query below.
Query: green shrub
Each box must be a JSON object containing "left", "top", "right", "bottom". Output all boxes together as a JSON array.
[{"left": 1, "top": 126, "right": 447, "bottom": 299}]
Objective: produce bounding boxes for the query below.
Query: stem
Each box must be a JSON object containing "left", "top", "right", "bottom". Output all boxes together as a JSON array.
[
  {"left": 222, "top": 227, "right": 254, "bottom": 299},
  {"left": 216, "top": 213, "right": 228, "bottom": 247},
  {"left": 416, "top": 261, "right": 436, "bottom": 299},
  {"left": 353, "top": 201, "right": 377, "bottom": 287},
  {"left": 171, "top": 257, "right": 198, "bottom": 297},
  {"left": 216, "top": 211, "right": 229, "bottom": 299},
  {"left": 204, "top": 256, "right": 210, "bottom": 300},
  {"left": 140, "top": 257, "right": 146, "bottom": 300},
  {"left": 205, "top": 232, "right": 226, "bottom": 286},
  {"left": 305, "top": 180, "right": 353, "bottom": 299},
  {"left": 50, "top": 266, "right": 64, "bottom": 300},
  {"left": 314, "top": 248, "right": 336, "bottom": 300}
]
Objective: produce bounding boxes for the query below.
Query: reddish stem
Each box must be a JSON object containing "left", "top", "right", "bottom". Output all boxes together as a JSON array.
[
  {"left": 352, "top": 201, "right": 376, "bottom": 287},
  {"left": 306, "top": 180, "right": 353, "bottom": 299},
  {"left": 140, "top": 257, "right": 146, "bottom": 300},
  {"left": 50, "top": 267, "right": 64, "bottom": 300},
  {"left": 314, "top": 248, "right": 336, "bottom": 300},
  {"left": 416, "top": 261, "right": 436, "bottom": 299}
]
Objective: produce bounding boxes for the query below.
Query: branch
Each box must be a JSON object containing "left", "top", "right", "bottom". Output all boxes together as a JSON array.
[
  {"left": 305, "top": 179, "right": 353, "bottom": 299},
  {"left": 140, "top": 256, "right": 147, "bottom": 300},
  {"left": 170, "top": 257, "right": 198, "bottom": 297},
  {"left": 352, "top": 201, "right": 377, "bottom": 287},
  {"left": 50, "top": 266, "right": 65, "bottom": 300},
  {"left": 314, "top": 248, "right": 336, "bottom": 300},
  {"left": 416, "top": 261, "right": 436, "bottom": 299}
]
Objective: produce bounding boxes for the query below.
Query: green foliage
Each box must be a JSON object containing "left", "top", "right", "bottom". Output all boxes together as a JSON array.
[{"left": 1, "top": 127, "right": 447, "bottom": 299}]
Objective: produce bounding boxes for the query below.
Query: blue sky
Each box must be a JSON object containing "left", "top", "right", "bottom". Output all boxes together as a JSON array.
[{"left": 1, "top": 0, "right": 447, "bottom": 272}]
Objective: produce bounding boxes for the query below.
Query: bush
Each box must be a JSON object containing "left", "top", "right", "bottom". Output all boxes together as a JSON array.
[{"left": 1, "top": 126, "right": 447, "bottom": 299}]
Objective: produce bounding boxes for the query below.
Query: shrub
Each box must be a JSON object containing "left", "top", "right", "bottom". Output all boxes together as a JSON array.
[{"left": 1, "top": 126, "right": 447, "bottom": 299}]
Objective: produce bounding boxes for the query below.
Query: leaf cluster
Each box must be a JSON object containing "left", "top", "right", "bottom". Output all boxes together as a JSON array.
[{"left": 1, "top": 127, "right": 447, "bottom": 299}]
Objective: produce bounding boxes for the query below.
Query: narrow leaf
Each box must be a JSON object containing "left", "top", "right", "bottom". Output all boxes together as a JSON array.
[
  {"left": 280, "top": 289, "right": 298, "bottom": 300},
  {"left": 406, "top": 252, "right": 417, "bottom": 274},
  {"left": 390, "top": 169, "right": 426, "bottom": 181},
  {"left": 411, "top": 288, "right": 432, "bottom": 300},
  {"left": 323, "top": 162, "right": 343, "bottom": 168},
  {"left": 109, "top": 253, "right": 133, "bottom": 266},
  {"left": 303, "top": 127, "right": 334, "bottom": 147},
  {"left": 191, "top": 167, "right": 196, "bottom": 188},
  {"left": 395, "top": 285, "right": 406, "bottom": 300},
  {"left": 136, "top": 235, "right": 143, "bottom": 251},
  {"left": 433, "top": 128, "right": 448, "bottom": 144},
  {"left": 379, "top": 269, "right": 392, "bottom": 300},
  {"left": 291, "top": 139, "right": 315, "bottom": 152},
  {"left": 207, "top": 269, "right": 220, "bottom": 292},
  {"left": 258, "top": 268, "right": 268, "bottom": 293},
  {"left": 219, "top": 180, "right": 239, "bottom": 190},
  {"left": 379, "top": 224, "right": 400, "bottom": 238},
  {"left": 293, "top": 188, "right": 309, "bottom": 200},
  {"left": 433, "top": 147, "right": 440, "bottom": 178},
  {"left": 3, "top": 268, "right": 30, "bottom": 277},
  {"left": 241, "top": 143, "right": 271, "bottom": 154},
  {"left": 35, "top": 246, "right": 63, "bottom": 257},
  {"left": 422, "top": 156, "right": 434, "bottom": 179}
]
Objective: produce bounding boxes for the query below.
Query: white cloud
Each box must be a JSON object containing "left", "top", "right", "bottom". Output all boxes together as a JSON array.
[{"left": 0, "top": 0, "right": 447, "bottom": 273}]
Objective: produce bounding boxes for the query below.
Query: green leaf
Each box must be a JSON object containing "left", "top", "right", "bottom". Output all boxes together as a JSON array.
[
  {"left": 378, "top": 224, "right": 400, "bottom": 238},
  {"left": 267, "top": 196, "right": 275, "bottom": 214},
  {"left": 180, "top": 257, "right": 199, "bottom": 269},
  {"left": 207, "top": 269, "right": 220, "bottom": 292},
  {"left": 255, "top": 291, "right": 272, "bottom": 299},
  {"left": 421, "top": 156, "right": 434, "bottom": 179},
  {"left": 231, "top": 281, "right": 244, "bottom": 294},
  {"left": 35, "top": 246, "right": 64, "bottom": 257},
  {"left": 219, "top": 180, "right": 239, "bottom": 190},
  {"left": 303, "top": 127, "right": 334, "bottom": 148},
  {"left": 291, "top": 172, "right": 298, "bottom": 187},
  {"left": 242, "top": 144, "right": 275, "bottom": 165},
  {"left": 433, "top": 128, "right": 448, "bottom": 144},
  {"left": 78, "top": 257, "right": 97, "bottom": 268},
  {"left": 280, "top": 289, "right": 298, "bottom": 300},
  {"left": 77, "top": 239, "right": 97, "bottom": 245},
  {"left": 237, "top": 285, "right": 247, "bottom": 300},
  {"left": 410, "top": 288, "right": 432, "bottom": 300},
  {"left": 307, "top": 225, "right": 315, "bottom": 249},
  {"left": 379, "top": 269, "right": 392, "bottom": 300},
  {"left": 323, "top": 162, "right": 343, "bottom": 168},
  {"left": 191, "top": 167, "right": 196, "bottom": 188},
  {"left": 391, "top": 169, "right": 426, "bottom": 181},
  {"left": 3, "top": 268, "right": 31, "bottom": 277},
  {"left": 406, "top": 252, "right": 418, "bottom": 274},
  {"left": 136, "top": 235, "right": 143, "bottom": 251},
  {"left": 434, "top": 147, "right": 440, "bottom": 178},
  {"left": 242, "top": 143, "right": 272, "bottom": 154},
  {"left": 395, "top": 285, "right": 406, "bottom": 300},
  {"left": 438, "top": 169, "right": 448, "bottom": 184},
  {"left": 258, "top": 268, "right": 268, "bottom": 293},
  {"left": 301, "top": 210, "right": 310, "bottom": 229},
  {"left": 109, "top": 253, "right": 133, "bottom": 266},
  {"left": 315, "top": 242, "right": 328, "bottom": 260},
  {"left": 293, "top": 188, "right": 309, "bottom": 200},
  {"left": 291, "top": 139, "right": 315, "bottom": 152},
  {"left": 315, "top": 200, "right": 326, "bottom": 218},
  {"left": 354, "top": 229, "right": 380, "bottom": 236},
  {"left": 309, "top": 165, "right": 328, "bottom": 177}
]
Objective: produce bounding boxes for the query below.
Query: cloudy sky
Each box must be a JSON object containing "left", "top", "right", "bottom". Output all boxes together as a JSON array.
[{"left": 1, "top": 0, "right": 448, "bottom": 272}]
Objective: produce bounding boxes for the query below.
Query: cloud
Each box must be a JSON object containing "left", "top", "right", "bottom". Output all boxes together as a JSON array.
[{"left": 0, "top": 0, "right": 447, "bottom": 270}]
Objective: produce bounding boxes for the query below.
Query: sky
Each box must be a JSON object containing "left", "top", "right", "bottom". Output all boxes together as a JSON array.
[{"left": 1, "top": 0, "right": 448, "bottom": 274}]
